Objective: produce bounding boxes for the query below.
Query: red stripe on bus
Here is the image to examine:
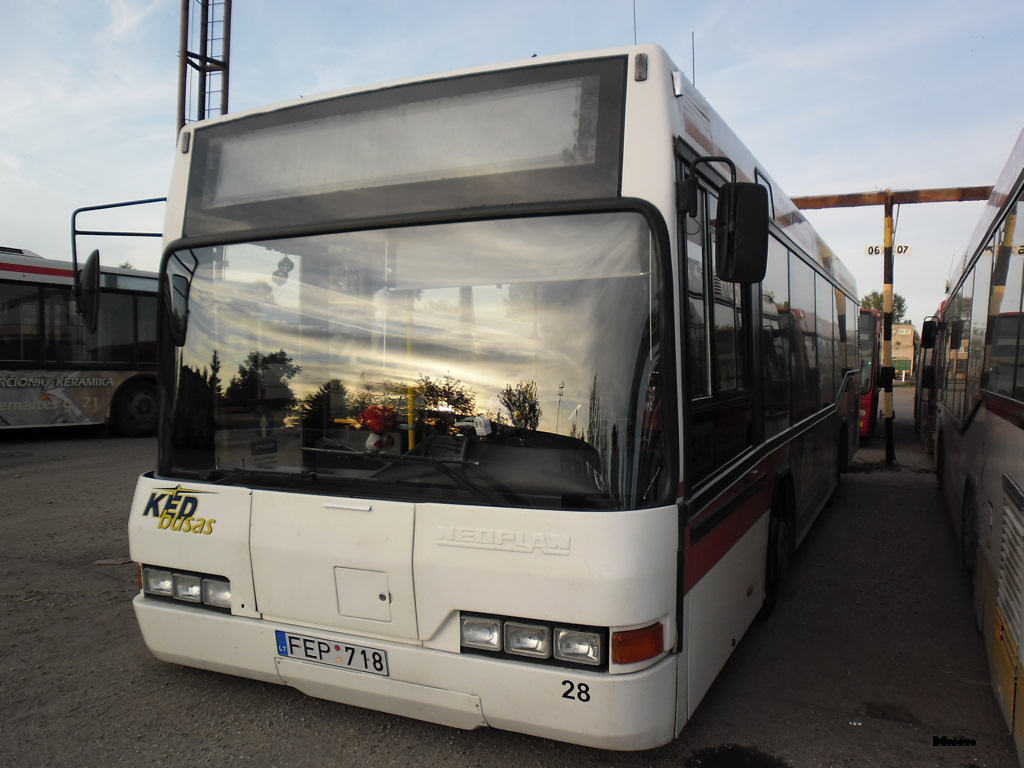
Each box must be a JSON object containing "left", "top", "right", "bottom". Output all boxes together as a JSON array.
[
  {"left": 0, "top": 262, "right": 75, "bottom": 278},
  {"left": 683, "top": 479, "right": 772, "bottom": 593},
  {"left": 982, "top": 390, "right": 1024, "bottom": 430}
]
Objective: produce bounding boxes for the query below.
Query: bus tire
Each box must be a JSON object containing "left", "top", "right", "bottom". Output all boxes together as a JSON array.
[
  {"left": 759, "top": 485, "right": 793, "bottom": 620},
  {"left": 114, "top": 379, "right": 158, "bottom": 438}
]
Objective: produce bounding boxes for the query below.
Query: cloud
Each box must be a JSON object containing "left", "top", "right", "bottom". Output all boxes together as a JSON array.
[{"left": 100, "top": 0, "right": 163, "bottom": 40}]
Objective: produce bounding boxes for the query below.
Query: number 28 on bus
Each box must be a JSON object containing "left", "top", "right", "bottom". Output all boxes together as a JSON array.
[{"left": 127, "top": 45, "right": 860, "bottom": 750}]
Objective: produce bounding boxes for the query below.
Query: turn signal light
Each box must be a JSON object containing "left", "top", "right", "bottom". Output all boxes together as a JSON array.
[{"left": 612, "top": 622, "right": 664, "bottom": 664}]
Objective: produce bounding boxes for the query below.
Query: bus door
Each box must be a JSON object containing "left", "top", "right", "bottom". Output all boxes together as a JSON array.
[{"left": 679, "top": 174, "right": 771, "bottom": 716}]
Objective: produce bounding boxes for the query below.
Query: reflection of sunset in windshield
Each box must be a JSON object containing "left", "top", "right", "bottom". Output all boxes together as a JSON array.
[{"left": 166, "top": 212, "right": 668, "bottom": 510}]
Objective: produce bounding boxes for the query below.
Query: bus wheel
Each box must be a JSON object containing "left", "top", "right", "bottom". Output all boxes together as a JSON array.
[
  {"left": 759, "top": 490, "right": 792, "bottom": 620},
  {"left": 114, "top": 380, "right": 157, "bottom": 437}
]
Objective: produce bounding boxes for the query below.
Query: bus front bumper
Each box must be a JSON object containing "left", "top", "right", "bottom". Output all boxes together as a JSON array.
[{"left": 133, "top": 594, "right": 679, "bottom": 751}]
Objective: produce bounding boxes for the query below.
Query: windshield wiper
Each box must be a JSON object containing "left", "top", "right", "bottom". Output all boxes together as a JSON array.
[{"left": 370, "top": 451, "right": 508, "bottom": 505}]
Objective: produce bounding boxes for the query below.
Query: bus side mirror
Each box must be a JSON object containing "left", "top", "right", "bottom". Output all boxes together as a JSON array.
[
  {"left": 716, "top": 182, "right": 769, "bottom": 283},
  {"left": 920, "top": 318, "right": 937, "bottom": 349},
  {"left": 78, "top": 249, "right": 101, "bottom": 333}
]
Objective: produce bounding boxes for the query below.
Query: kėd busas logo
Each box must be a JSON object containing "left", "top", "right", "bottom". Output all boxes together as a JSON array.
[{"left": 141, "top": 485, "right": 216, "bottom": 535}]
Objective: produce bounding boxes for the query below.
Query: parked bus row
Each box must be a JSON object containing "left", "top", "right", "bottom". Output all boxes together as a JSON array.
[
  {"left": 919, "top": 126, "right": 1024, "bottom": 764},
  {"left": 103, "top": 45, "right": 862, "bottom": 750}
]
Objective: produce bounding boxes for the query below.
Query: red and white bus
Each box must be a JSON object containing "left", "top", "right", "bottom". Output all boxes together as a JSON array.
[
  {"left": 126, "top": 45, "right": 859, "bottom": 749},
  {"left": 0, "top": 248, "right": 158, "bottom": 435},
  {"left": 859, "top": 307, "right": 881, "bottom": 439},
  {"left": 922, "top": 125, "right": 1024, "bottom": 762}
]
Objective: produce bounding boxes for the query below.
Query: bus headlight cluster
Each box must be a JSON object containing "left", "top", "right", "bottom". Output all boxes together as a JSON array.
[
  {"left": 460, "top": 613, "right": 605, "bottom": 669},
  {"left": 141, "top": 566, "right": 231, "bottom": 610}
]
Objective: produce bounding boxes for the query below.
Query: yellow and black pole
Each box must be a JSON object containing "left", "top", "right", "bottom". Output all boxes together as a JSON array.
[{"left": 882, "top": 191, "right": 896, "bottom": 466}]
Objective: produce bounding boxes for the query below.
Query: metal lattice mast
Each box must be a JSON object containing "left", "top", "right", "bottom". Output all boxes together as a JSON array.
[{"left": 176, "top": 0, "right": 232, "bottom": 133}]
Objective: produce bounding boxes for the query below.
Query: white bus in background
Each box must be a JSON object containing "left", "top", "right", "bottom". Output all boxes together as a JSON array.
[
  {"left": 0, "top": 247, "right": 158, "bottom": 435},
  {"left": 922, "top": 125, "right": 1024, "bottom": 763},
  {"left": 125, "top": 45, "right": 859, "bottom": 749}
]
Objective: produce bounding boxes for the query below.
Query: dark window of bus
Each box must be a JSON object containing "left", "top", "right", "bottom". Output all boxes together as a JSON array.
[
  {"left": 816, "top": 275, "right": 835, "bottom": 406},
  {"left": 708, "top": 191, "right": 747, "bottom": 392},
  {"left": 835, "top": 288, "right": 850, "bottom": 382},
  {"left": 42, "top": 287, "right": 89, "bottom": 365},
  {"left": 685, "top": 184, "right": 754, "bottom": 484},
  {"left": 685, "top": 187, "right": 709, "bottom": 398},
  {"left": 90, "top": 292, "right": 136, "bottom": 364},
  {"left": 966, "top": 247, "right": 992, "bottom": 408},
  {"left": 789, "top": 255, "right": 818, "bottom": 420},
  {"left": 761, "top": 236, "right": 790, "bottom": 437},
  {"left": 945, "top": 277, "right": 972, "bottom": 421},
  {"left": 0, "top": 283, "right": 40, "bottom": 363},
  {"left": 844, "top": 292, "right": 858, "bottom": 373},
  {"left": 985, "top": 202, "right": 1024, "bottom": 398},
  {"left": 136, "top": 294, "right": 158, "bottom": 364}
]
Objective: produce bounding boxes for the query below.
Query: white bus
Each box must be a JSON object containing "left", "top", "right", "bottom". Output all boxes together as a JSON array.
[
  {"left": 0, "top": 248, "right": 158, "bottom": 435},
  {"left": 126, "top": 45, "right": 859, "bottom": 750},
  {"left": 922, "top": 126, "right": 1024, "bottom": 763}
]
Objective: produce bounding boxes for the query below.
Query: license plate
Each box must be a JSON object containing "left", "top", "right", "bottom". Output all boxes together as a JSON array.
[{"left": 276, "top": 630, "right": 389, "bottom": 676}]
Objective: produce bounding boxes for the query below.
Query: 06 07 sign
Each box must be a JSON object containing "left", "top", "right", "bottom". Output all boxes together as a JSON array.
[{"left": 865, "top": 244, "right": 912, "bottom": 256}]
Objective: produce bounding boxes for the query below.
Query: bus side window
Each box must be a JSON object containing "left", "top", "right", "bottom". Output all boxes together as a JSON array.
[
  {"left": 684, "top": 187, "right": 709, "bottom": 398},
  {"left": 985, "top": 205, "right": 1024, "bottom": 398},
  {"left": 43, "top": 286, "right": 89, "bottom": 365},
  {"left": 0, "top": 283, "right": 41, "bottom": 364},
  {"left": 789, "top": 257, "right": 818, "bottom": 420},
  {"left": 815, "top": 273, "right": 835, "bottom": 407},
  {"left": 708, "top": 191, "right": 747, "bottom": 392},
  {"left": 685, "top": 182, "right": 755, "bottom": 484},
  {"left": 761, "top": 237, "right": 790, "bottom": 437}
]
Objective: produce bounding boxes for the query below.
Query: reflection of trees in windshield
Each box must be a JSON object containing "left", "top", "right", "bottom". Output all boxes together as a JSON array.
[
  {"left": 291, "top": 372, "right": 552, "bottom": 438},
  {"left": 498, "top": 379, "right": 541, "bottom": 430},
  {"left": 225, "top": 350, "right": 300, "bottom": 405},
  {"left": 294, "top": 378, "right": 347, "bottom": 431}
]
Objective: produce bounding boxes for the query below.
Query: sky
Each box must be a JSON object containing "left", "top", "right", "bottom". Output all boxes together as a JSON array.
[{"left": 2, "top": 0, "right": 1023, "bottom": 327}]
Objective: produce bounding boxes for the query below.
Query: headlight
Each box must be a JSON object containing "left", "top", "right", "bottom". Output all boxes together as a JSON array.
[
  {"left": 140, "top": 565, "right": 231, "bottom": 610},
  {"left": 504, "top": 622, "right": 551, "bottom": 659},
  {"left": 460, "top": 615, "right": 502, "bottom": 651},
  {"left": 202, "top": 578, "right": 232, "bottom": 609},
  {"left": 554, "top": 627, "right": 602, "bottom": 666},
  {"left": 459, "top": 612, "right": 607, "bottom": 670},
  {"left": 142, "top": 567, "right": 173, "bottom": 596},
  {"left": 173, "top": 573, "right": 203, "bottom": 602}
]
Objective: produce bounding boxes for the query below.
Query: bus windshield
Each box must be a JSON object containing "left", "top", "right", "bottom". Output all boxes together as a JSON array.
[{"left": 162, "top": 211, "right": 667, "bottom": 511}]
